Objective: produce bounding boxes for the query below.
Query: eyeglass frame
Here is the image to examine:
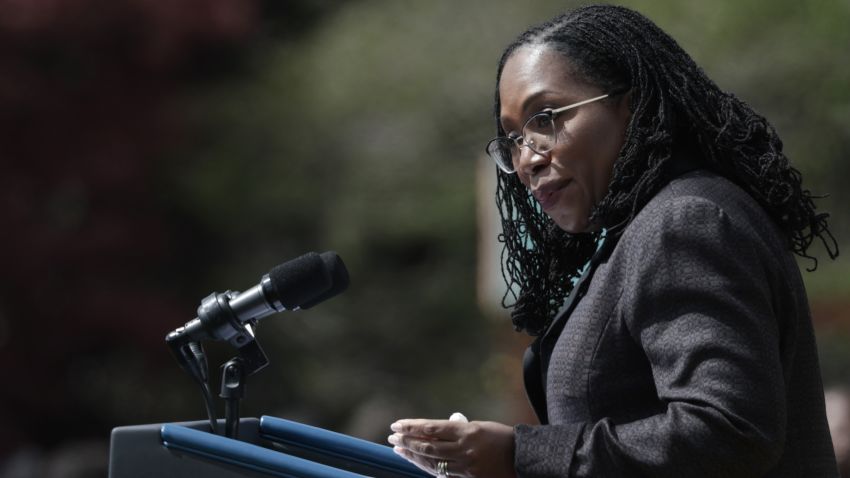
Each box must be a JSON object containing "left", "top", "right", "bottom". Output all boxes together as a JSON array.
[{"left": 485, "top": 92, "right": 616, "bottom": 174}]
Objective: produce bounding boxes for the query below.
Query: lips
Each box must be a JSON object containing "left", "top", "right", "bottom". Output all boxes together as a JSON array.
[{"left": 533, "top": 180, "right": 571, "bottom": 211}]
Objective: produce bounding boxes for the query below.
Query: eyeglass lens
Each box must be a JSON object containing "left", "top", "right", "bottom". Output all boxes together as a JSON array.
[
  {"left": 486, "top": 113, "right": 556, "bottom": 173},
  {"left": 523, "top": 112, "right": 556, "bottom": 154}
]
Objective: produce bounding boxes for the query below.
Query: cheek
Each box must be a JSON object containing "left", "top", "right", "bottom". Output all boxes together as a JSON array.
[
  {"left": 583, "top": 120, "right": 626, "bottom": 190},
  {"left": 553, "top": 124, "right": 608, "bottom": 178}
]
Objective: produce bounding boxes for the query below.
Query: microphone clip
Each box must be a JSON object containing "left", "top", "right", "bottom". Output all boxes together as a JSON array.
[{"left": 197, "top": 290, "right": 256, "bottom": 349}]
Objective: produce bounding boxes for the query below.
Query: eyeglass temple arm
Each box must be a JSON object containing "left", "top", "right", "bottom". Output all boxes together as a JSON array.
[{"left": 549, "top": 93, "right": 611, "bottom": 115}]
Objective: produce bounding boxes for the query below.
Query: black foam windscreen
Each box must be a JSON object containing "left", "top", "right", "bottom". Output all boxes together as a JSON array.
[
  {"left": 299, "top": 251, "right": 350, "bottom": 309},
  {"left": 268, "top": 252, "right": 333, "bottom": 309}
]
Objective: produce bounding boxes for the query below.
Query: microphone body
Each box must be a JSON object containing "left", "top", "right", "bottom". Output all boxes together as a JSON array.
[
  {"left": 166, "top": 251, "right": 349, "bottom": 347},
  {"left": 225, "top": 276, "right": 285, "bottom": 321}
]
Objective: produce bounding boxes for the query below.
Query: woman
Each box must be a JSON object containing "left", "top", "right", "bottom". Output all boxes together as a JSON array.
[{"left": 389, "top": 5, "right": 839, "bottom": 477}]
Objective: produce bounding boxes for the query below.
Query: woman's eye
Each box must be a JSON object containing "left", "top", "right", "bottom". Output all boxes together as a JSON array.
[{"left": 528, "top": 114, "right": 551, "bottom": 130}]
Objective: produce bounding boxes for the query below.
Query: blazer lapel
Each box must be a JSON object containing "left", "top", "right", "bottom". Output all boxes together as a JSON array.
[{"left": 521, "top": 234, "right": 619, "bottom": 425}]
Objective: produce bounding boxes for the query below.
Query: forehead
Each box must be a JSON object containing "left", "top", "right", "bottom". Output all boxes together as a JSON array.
[{"left": 499, "top": 45, "right": 589, "bottom": 121}]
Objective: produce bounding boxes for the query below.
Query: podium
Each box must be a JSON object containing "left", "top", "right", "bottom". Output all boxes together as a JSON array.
[{"left": 109, "top": 416, "right": 430, "bottom": 477}]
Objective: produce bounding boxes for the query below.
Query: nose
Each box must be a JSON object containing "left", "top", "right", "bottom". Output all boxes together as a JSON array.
[{"left": 516, "top": 146, "right": 550, "bottom": 178}]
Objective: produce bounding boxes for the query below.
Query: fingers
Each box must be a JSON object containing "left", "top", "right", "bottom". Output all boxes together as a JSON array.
[
  {"left": 391, "top": 419, "right": 463, "bottom": 440},
  {"left": 391, "top": 419, "right": 517, "bottom": 478},
  {"left": 388, "top": 432, "right": 460, "bottom": 459},
  {"left": 389, "top": 418, "right": 472, "bottom": 476}
]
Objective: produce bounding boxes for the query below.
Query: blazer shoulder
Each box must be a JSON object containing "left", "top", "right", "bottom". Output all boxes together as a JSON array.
[
  {"left": 612, "top": 169, "right": 793, "bottom": 297},
  {"left": 631, "top": 169, "right": 785, "bottom": 246}
]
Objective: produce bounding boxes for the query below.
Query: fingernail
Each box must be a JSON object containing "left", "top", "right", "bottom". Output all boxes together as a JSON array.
[
  {"left": 388, "top": 434, "right": 399, "bottom": 445},
  {"left": 390, "top": 422, "right": 402, "bottom": 432},
  {"left": 393, "top": 446, "right": 404, "bottom": 456}
]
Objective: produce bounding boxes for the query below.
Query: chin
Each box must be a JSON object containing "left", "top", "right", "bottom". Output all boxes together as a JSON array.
[{"left": 552, "top": 216, "right": 589, "bottom": 234}]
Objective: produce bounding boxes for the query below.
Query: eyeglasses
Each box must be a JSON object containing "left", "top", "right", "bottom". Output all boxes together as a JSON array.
[{"left": 485, "top": 93, "right": 612, "bottom": 174}]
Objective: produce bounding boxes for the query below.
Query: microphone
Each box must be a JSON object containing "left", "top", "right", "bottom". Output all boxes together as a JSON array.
[
  {"left": 227, "top": 250, "right": 349, "bottom": 319},
  {"left": 165, "top": 251, "right": 349, "bottom": 435},
  {"left": 165, "top": 251, "right": 349, "bottom": 347}
]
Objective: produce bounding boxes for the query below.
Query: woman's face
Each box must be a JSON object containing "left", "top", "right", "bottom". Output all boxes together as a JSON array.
[{"left": 498, "top": 45, "right": 631, "bottom": 233}]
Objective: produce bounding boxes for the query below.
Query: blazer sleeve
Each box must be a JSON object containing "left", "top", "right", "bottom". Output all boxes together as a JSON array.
[{"left": 514, "top": 195, "right": 788, "bottom": 477}]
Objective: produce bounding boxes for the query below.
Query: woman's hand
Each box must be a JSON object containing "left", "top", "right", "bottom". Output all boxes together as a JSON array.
[{"left": 388, "top": 419, "right": 516, "bottom": 478}]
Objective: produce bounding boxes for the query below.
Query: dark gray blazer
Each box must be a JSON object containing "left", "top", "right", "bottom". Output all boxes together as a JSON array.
[{"left": 514, "top": 170, "right": 838, "bottom": 477}]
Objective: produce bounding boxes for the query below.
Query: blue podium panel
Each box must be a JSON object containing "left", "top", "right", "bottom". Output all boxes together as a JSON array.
[
  {"left": 259, "top": 416, "right": 429, "bottom": 478},
  {"left": 109, "top": 417, "right": 429, "bottom": 478},
  {"left": 161, "top": 424, "right": 366, "bottom": 478}
]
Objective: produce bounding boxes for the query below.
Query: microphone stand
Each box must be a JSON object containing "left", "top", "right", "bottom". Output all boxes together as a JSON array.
[
  {"left": 220, "top": 338, "right": 268, "bottom": 438},
  {"left": 220, "top": 358, "right": 245, "bottom": 438}
]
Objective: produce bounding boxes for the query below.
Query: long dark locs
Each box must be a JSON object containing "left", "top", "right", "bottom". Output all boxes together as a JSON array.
[{"left": 494, "top": 5, "right": 839, "bottom": 336}]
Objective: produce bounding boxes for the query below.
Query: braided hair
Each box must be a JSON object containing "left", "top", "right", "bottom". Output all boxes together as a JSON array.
[{"left": 494, "top": 5, "right": 839, "bottom": 336}]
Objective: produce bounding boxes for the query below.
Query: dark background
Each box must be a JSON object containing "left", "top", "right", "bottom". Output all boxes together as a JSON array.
[{"left": 0, "top": 0, "right": 848, "bottom": 476}]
